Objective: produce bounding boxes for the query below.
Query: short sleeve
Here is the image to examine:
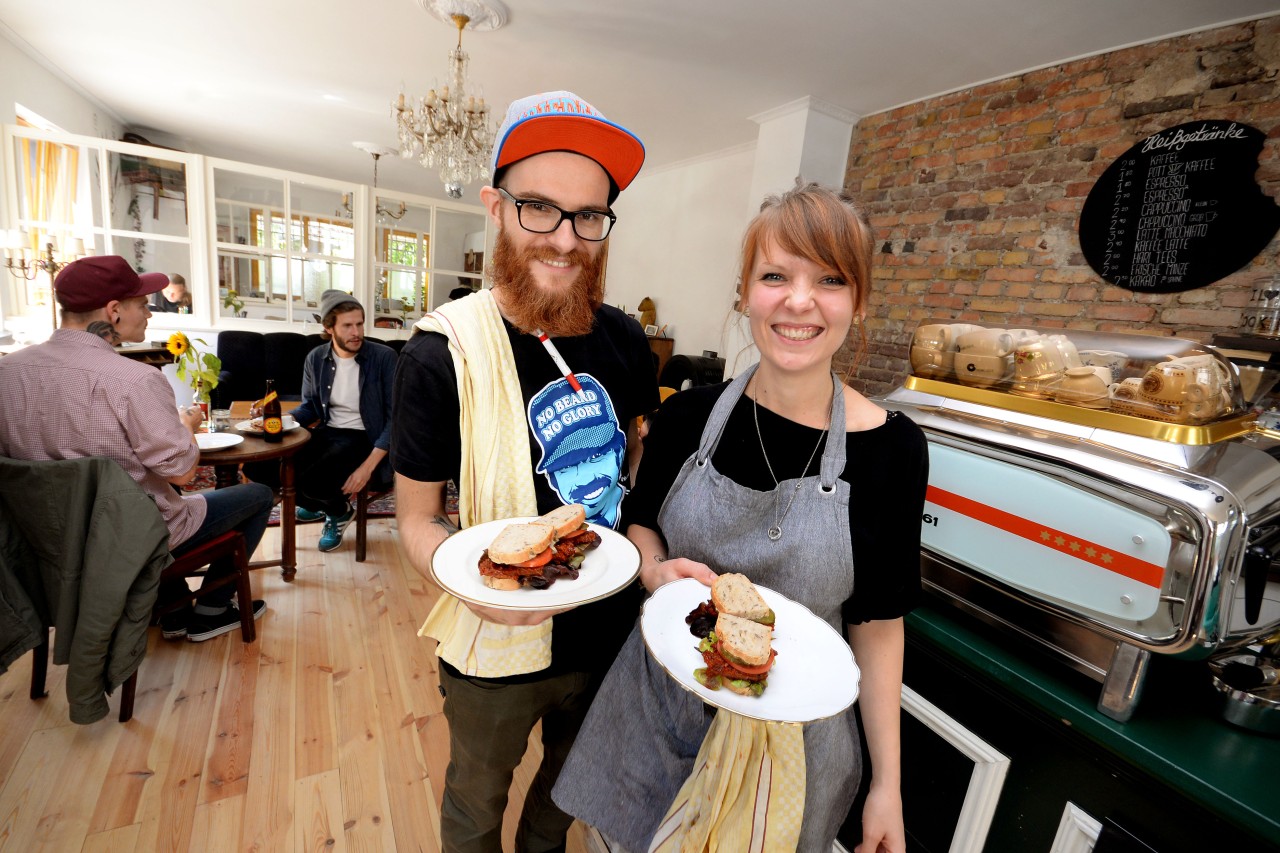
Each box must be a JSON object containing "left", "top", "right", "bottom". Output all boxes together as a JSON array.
[
  {"left": 842, "top": 412, "right": 929, "bottom": 624},
  {"left": 391, "top": 332, "right": 461, "bottom": 483}
]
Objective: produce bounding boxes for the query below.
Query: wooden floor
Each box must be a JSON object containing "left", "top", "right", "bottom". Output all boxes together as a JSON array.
[{"left": 0, "top": 519, "right": 599, "bottom": 853}]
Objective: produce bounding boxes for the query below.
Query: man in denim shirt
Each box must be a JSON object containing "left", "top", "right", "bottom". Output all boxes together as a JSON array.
[{"left": 252, "top": 289, "right": 396, "bottom": 552}]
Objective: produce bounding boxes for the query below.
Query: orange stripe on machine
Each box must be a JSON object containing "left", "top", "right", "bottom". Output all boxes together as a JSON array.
[{"left": 926, "top": 485, "right": 1165, "bottom": 589}]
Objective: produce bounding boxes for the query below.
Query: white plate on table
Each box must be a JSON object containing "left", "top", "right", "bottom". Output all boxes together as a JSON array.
[
  {"left": 195, "top": 432, "right": 245, "bottom": 451},
  {"left": 640, "top": 577, "right": 859, "bottom": 723},
  {"left": 430, "top": 516, "right": 640, "bottom": 611},
  {"left": 235, "top": 415, "right": 299, "bottom": 434}
]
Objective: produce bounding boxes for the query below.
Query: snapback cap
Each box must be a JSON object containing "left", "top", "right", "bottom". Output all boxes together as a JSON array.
[
  {"left": 491, "top": 91, "right": 645, "bottom": 194},
  {"left": 54, "top": 255, "right": 168, "bottom": 312}
]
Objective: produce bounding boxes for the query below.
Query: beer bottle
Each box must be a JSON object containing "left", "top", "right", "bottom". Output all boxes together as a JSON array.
[{"left": 262, "top": 379, "right": 283, "bottom": 443}]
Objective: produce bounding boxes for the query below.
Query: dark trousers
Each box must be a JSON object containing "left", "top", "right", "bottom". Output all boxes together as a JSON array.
[
  {"left": 164, "top": 482, "right": 274, "bottom": 607},
  {"left": 437, "top": 664, "right": 598, "bottom": 853},
  {"left": 246, "top": 426, "right": 377, "bottom": 516}
]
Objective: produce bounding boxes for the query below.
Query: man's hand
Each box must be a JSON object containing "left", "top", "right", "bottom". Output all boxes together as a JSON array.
[
  {"left": 180, "top": 406, "right": 205, "bottom": 433},
  {"left": 343, "top": 449, "right": 388, "bottom": 497},
  {"left": 462, "top": 600, "right": 572, "bottom": 626},
  {"left": 342, "top": 461, "right": 376, "bottom": 496}
]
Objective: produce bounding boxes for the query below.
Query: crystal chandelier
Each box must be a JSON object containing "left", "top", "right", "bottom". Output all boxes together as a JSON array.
[{"left": 393, "top": 3, "right": 503, "bottom": 199}]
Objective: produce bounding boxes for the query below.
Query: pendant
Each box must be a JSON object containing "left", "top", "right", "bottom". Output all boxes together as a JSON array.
[{"left": 768, "top": 525, "right": 782, "bottom": 541}]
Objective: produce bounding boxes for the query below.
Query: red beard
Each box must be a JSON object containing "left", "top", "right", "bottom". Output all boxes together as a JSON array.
[{"left": 490, "top": 226, "right": 605, "bottom": 338}]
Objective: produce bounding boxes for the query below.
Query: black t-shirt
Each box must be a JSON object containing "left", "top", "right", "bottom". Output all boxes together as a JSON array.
[
  {"left": 392, "top": 303, "right": 659, "bottom": 676},
  {"left": 630, "top": 382, "right": 929, "bottom": 624}
]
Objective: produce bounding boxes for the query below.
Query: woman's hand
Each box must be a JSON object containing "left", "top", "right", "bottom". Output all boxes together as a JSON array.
[
  {"left": 628, "top": 524, "right": 717, "bottom": 593},
  {"left": 854, "top": 784, "right": 905, "bottom": 853},
  {"left": 640, "top": 555, "right": 716, "bottom": 593}
]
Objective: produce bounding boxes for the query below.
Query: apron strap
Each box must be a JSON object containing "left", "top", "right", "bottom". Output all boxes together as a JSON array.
[
  {"left": 694, "top": 363, "right": 757, "bottom": 465},
  {"left": 818, "top": 371, "right": 846, "bottom": 489}
]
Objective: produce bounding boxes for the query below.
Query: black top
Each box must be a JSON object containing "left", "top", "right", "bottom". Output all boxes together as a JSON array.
[
  {"left": 629, "top": 382, "right": 929, "bottom": 624},
  {"left": 149, "top": 292, "right": 185, "bottom": 313},
  {"left": 392, "top": 302, "right": 659, "bottom": 677}
]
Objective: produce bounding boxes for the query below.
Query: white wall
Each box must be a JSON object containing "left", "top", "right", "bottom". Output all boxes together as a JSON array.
[
  {"left": 606, "top": 143, "right": 756, "bottom": 363},
  {"left": 0, "top": 31, "right": 122, "bottom": 144},
  {"left": 0, "top": 31, "right": 124, "bottom": 337}
]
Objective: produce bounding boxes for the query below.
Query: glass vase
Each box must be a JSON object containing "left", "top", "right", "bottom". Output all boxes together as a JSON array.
[{"left": 192, "top": 382, "right": 211, "bottom": 431}]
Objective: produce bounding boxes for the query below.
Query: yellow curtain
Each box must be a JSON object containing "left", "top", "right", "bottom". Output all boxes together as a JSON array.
[{"left": 21, "top": 137, "right": 79, "bottom": 252}]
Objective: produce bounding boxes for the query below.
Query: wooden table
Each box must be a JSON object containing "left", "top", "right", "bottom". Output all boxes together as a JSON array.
[{"left": 198, "top": 427, "right": 310, "bottom": 582}]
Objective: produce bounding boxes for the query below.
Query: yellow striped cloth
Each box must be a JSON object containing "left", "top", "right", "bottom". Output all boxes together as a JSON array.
[
  {"left": 414, "top": 291, "right": 552, "bottom": 676},
  {"left": 648, "top": 714, "right": 806, "bottom": 853}
]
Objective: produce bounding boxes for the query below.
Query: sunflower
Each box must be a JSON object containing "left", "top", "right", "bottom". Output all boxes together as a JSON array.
[{"left": 166, "top": 331, "right": 190, "bottom": 358}]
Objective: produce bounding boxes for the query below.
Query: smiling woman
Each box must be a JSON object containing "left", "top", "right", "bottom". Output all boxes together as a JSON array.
[{"left": 553, "top": 184, "right": 928, "bottom": 853}]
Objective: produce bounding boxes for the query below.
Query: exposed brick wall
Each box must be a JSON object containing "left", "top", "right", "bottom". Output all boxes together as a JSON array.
[{"left": 841, "top": 17, "right": 1280, "bottom": 397}]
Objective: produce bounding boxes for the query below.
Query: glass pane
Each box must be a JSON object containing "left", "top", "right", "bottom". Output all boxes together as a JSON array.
[
  {"left": 300, "top": 258, "right": 354, "bottom": 312},
  {"left": 217, "top": 252, "right": 284, "bottom": 320},
  {"left": 374, "top": 267, "right": 421, "bottom": 326},
  {"left": 434, "top": 209, "right": 487, "bottom": 272},
  {"left": 143, "top": 240, "right": 194, "bottom": 315},
  {"left": 214, "top": 169, "right": 284, "bottom": 249},
  {"left": 290, "top": 181, "right": 354, "bottom": 259},
  {"left": 84, "top": 148, "right": 105, "bottom": 231},
  {"left": 376, "top": 201, "right": 432, "bottom": 264},
  {"left": 429, "top": 273, "right": 478, "bottom": 312},
  {"left": 109, "top": 152, "right": 188, "bottom": 237}
]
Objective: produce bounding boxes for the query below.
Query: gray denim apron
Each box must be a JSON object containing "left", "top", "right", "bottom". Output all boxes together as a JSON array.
[{"left": 554, "top": 365, "right": 861, "bottom": 853}]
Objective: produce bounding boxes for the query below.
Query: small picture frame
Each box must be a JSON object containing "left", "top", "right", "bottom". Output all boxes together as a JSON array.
[{"left": 644, "top": 324, "right": 659, "bottom": 337}]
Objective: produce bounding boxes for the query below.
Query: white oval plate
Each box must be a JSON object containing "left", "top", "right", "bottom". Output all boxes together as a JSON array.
[
  {"left": 235, "top": 415, "right": 299, "bottom": 434},
  {"left": 640, "top": 577, "right": 860, "bottom": 723},
  {"left": 430, "top": 516, "right": 640, "bottom": 611},
  {"left": 195, "top": 432, "right": 245, "bottom": 451}
]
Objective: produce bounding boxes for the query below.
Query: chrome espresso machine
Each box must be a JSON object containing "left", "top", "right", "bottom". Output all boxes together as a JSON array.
[{"left": 883, "top": 322, "right": 1280, "bottom": 723}]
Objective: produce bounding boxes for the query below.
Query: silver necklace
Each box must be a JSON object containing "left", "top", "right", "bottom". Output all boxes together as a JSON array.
[{"left": 753, "top": 396, "right": 829, "bottom": 541}]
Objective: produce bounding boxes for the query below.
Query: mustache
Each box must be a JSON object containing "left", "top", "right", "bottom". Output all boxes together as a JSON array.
[{"left": 568, "top": 475, "right": 614, "bottom": 503}]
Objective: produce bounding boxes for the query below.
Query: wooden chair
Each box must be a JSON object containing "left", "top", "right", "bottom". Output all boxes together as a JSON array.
[
  {"left": 29, "top": 530, "right": 256, "bottom": 723},
  {"left": 355, "top": 485, "right": 392, "bottom": 563}
]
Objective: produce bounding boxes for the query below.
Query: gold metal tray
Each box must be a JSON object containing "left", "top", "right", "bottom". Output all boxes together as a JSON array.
[{"left": 903, "top": 375, "right": 1258, "bottom": 445}]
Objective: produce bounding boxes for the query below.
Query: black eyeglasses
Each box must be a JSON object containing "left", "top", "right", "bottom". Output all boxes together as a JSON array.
[{"left": 497, "top": 187, "right": 616, "bottom": 241}]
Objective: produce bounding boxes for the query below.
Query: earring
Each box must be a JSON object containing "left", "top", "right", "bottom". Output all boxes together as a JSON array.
[{"left": 743, "top": 306, "right": 751, "bottom": 318}]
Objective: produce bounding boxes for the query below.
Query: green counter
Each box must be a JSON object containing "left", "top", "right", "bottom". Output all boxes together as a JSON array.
[{"left": 906, "top": 604, "right": 1280, "bottom": 846}]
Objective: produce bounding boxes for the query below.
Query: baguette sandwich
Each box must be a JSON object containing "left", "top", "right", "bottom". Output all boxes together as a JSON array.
[
  {"left": 690, "top": 573, "right": 777, "bottom": 696},
  {"left": 478, "top": 504, "right": 602, "bottom": 591}
]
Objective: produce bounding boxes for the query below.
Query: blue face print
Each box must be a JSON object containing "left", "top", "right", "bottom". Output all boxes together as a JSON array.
[{"left": 529, "top": 373, "right": 627, "bottom": 529}]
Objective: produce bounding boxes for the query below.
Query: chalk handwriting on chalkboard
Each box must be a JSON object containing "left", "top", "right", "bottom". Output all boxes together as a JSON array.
[{"left": 1079, "top": 120, "right": 1280, "bottom": 294}]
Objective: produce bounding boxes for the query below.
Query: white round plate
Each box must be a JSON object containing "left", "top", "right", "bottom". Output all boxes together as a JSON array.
[
  {"left": 195, "top": 432, "right": 245, "bottom": 451},
  {"left": 640, "top": 577, "right": 860, "bottom": 723},
  {"left": 430, "top": 516, "right": 640, "bottom": 611},
  {"left": 236, "top": 415, "right": 299, "bottom": 434}
]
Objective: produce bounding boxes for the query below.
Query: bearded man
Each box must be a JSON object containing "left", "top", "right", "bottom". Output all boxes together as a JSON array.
[
  {"left": 246, "top": 289, "right": 396, "bottom": 553},
  {"left": 392, "top": 91, "right": 658, "bottom": 853}
]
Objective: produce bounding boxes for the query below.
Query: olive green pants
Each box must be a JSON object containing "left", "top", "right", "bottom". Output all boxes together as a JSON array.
[{"left": 438, "top": 664, "right": 596, "bottom": 853}]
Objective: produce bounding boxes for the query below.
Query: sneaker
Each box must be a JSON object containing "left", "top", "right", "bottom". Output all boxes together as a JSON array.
[
  {"left": 158, "top": 605, "right": 192, "bottom": 640},
  {"left": 318, "top": 505, "right": 354, "bottom": 553},
  {"left": 296, "top": 506, "right": 325, "bottom": 522},
  {"left": 187, "top": 599, "right": 267, "bottom": 643}
]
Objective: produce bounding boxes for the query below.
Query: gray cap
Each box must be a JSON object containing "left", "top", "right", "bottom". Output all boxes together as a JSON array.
[{"left": 319, "top": 289, "right": 361, "bottom": 322}]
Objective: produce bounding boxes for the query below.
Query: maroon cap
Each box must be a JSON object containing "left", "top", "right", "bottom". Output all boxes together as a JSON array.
[{"left": 54, "top": 256, "right": 169, "bottom": 312}]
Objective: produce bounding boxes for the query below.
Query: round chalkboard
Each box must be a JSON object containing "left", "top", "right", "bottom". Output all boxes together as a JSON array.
[{"left": 1079, "top": 120, "right": 1280, "bottom": 294}]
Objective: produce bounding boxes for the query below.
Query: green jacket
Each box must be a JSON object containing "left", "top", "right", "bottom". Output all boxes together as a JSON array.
[{"left": 0, "top": 456, "right": 172, "bottom": 724}]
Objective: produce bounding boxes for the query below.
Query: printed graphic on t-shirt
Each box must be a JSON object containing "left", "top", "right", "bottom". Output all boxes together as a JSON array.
[{"left": 529, "top": 373, "right": 626, "bottom": 529}]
